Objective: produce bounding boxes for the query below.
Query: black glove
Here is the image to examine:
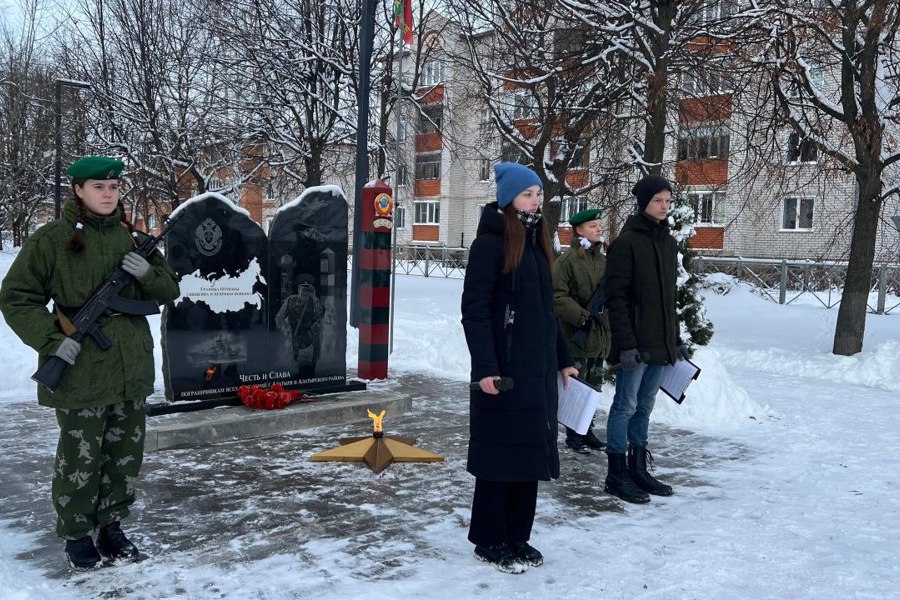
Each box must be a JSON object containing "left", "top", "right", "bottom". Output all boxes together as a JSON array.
[
  {"left": 53, "top": 338, "right": 82, "bottom": 365},
  {"left": 676, "top": 344, "right": 690, "bottom": 361},
  {"left": 618, "top": 348, "right": 641, "bottom": 371}
]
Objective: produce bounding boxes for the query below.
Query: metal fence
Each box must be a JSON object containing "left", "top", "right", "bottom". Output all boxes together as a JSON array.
[
  {"left": 348, "top": 245, "right": 900, "bottom": 315},
  {"left": 694, "top": 256, "right": 900, "bottom": 315}
]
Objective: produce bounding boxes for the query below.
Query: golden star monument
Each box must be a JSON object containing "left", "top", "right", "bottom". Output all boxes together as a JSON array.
[{"left": 310, "top": 409, "right": 444, "bottom": 473}]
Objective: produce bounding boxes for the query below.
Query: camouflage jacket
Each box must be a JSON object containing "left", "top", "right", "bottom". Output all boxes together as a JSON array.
[
  {"left": 552, "top": 238, "right": 611, "bottom": 359},
  {"left": 0, "top": 200, "right": 180, "bottom": 408}
]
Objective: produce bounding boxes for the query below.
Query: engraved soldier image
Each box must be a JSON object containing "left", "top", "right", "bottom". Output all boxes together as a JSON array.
[{"left": 275, "top": 273, "right": 325, "bottom": 375}]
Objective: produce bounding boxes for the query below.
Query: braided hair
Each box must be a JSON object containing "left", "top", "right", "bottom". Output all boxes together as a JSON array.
[{"left": 66, "top": 178, "right": 133, "bottom": 253}]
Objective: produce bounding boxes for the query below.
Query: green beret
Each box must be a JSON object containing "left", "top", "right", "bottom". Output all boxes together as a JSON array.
[
  {"left": 66, "top": 156, "right": 125, "bottom": 181},
  {"left": 569, "top": 208, "right": 603, "bottom": 227}
]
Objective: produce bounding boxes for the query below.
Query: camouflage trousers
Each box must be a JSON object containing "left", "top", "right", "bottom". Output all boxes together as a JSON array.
[
  {"left": 52, "top": 398, "right": 146, "bottom": 539},
  {"left": 572, "top": 356, "right": 605, "bottom": 389}
]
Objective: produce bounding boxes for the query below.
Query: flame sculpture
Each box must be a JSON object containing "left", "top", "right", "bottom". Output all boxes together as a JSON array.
[{"left": 310, "top": 409, "right": 443, "bottom": 473}]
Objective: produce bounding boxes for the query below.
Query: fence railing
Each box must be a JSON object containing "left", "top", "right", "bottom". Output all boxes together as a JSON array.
[
  {"left": 348, "top": 246, "right": 900, "bottom": 315},
  {"left": 694, "top": 256, "right": 900, "bottom": 315}
]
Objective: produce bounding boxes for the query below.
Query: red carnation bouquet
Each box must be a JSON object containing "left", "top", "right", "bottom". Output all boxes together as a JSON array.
[{"left": 237, "top": 384, "right": 314, "bottom": 410}]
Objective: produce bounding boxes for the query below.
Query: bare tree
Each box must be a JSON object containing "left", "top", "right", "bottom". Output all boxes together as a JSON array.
[
  {"left": 445, "top": 0, "right": 635, "bottom": 233},
  {"left": 59, "top": 0, "right": 256, "bottom": 215},
  {"left": 734, "top": 0, "right": 900, "bottom": 355},
  {"left": 0, "top": 0, "right": 58, "bottom": 246}
]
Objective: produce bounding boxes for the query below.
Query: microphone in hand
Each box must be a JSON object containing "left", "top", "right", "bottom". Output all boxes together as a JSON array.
[{"left": 469, "top": 377, "right": 514, "bottom": 392}]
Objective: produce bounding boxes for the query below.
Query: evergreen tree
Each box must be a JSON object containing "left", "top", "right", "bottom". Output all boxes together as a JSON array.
[{"left": 669, "top": 192, "right": 714, "bottom": 350}]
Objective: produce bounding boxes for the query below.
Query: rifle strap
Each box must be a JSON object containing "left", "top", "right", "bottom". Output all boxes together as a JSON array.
[{"left": 55, "top": 305, "right": 77, "bottom": 337}]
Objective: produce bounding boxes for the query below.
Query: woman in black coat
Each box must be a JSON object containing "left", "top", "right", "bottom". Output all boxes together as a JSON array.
[{"left": 461, "top": 162, "right": 576, "bottom": 574}]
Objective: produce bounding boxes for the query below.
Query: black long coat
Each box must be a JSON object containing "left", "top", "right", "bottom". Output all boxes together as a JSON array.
[
  {"left": 605, "top": 213, "right": 680, "bottom": 365},
  {"left": 461, "top": 202, "right": 573, "bottom": 482}
]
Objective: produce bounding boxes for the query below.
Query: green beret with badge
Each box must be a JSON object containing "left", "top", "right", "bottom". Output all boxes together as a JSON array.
[
  {"left": 66, "top": 156, "right": 125, "bottom": 181},
  {"left": 568, "top": 208, "right": 603, "bottom": 227}
]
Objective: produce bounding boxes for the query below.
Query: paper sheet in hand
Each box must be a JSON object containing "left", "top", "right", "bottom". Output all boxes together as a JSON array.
[
  {"left": 659, "top": 359, "right": 701, "bottom": 404},
  {"left": 557, "top": 374, "right": 602, "bottom": 435}
]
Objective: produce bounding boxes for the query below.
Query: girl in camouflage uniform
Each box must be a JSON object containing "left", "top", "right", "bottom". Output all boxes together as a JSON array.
[
  {"left": 552, "top": 208, "right": 612, "bottom": 454},
  {"left": 0, "top": 156, "right": 179, "bottom": 569}
]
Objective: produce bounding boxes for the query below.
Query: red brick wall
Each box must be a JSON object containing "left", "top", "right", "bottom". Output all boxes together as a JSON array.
[
  {"left": 413, "top": 225, "right": 440, "bottom": 242},
  {"left": 689, "top": 227, "right": 724, "bottom": 249},
  {"left": 675, "top": 159, "right": 729, "bottom": 187},
  {"left": 558, "top": 227, "right": 573, "bottom": 246},
  {"left": 418, "top": 86, "right": 444, "bottom": 104},
  {"left": 566, "top": 170, "right": 588, "bottom": 189},
  {"left": 414, "top": 179, "right": 441, "bottom": 197},
  {"left": 679, "top": 95, "right": 733, "bottom": 124},
  {"left": 415, "top": 132, "right": 442, "bottom": 152}
]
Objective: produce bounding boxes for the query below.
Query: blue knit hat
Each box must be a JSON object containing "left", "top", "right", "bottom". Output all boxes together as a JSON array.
[{"left": 495, "top": 162, "right": 542, "bottom": 208}]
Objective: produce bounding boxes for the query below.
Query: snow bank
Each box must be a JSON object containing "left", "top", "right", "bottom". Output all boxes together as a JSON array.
[{"left": 0, "top": 519, "right": 78, "bottom": 600}]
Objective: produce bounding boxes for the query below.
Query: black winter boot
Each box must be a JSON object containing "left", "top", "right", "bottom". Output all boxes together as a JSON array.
[
  {"left": 64, "top": 536, "right": 102, "bottom": 569},
  {"left": 584, "top": 427, "right": 606, "bottom": 450},
  {"left": 604, "top": 453, "right": 650, "bottom": 504},
  {"left": 628, "top": 447, "right": 674, "bottom": 496},
  {"left": 565, "top": 428, "right": 591, "bottom": 454},
  {"left": 474, "top": 543, "right": 528, "bottom": 574},
  {"left": 510, "top": 541, "right": 544, "bottom": 567},
  {"left": 97, "top": 521, "right": 140, "bottom": 561}
]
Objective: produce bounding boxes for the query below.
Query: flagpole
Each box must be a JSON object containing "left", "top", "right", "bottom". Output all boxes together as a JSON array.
[{"left": 389, "top": 20, "right": 405, "bottom": 355}]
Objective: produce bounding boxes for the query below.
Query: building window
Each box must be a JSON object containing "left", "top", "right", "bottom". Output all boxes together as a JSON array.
[
  {"left": 501, "top": 141, "right": 529, "bottom": 165},
  {"left": 395, "top": 206, "right": 406, "bottom": 228},
  {"left": 571, "top": 144, "right": 589, "bottom": 169},
  {"left": 786, "top": 132, "right": 817, "bottom": 163},
  {"left": 397, "top": 121, "right": 408, "bottom": 142},
  {"left": 782, "top": 197, "right": 814, "bottom": 230},
  {"left": 687, "top": 191, "right": 726, "bottom": 225},
  {"left": 683, "top": 57, "right": 734, "bottom": 96},
  {"left": 512, "top": 92, "right": 538, "bottom": 120},
  {"left": 414, "top": 201, "right": 440, "bottom": 224},
  {"left": 148, "top": 213, "right": 157, "bottom": 229},
  {"left": 678, "top": 125, "right": 730, "bottom": 160},
  {"left": 418, "top": 105, "right": 443, "bottom": 134},
  {"left": 703, "top": 0, "right": 738, "bottom": 21},
  {"left": 415, "top": 152, "right": 441, "bottom": 180},
  {"left": 479, "top": 158, "right": 492, "bottom": 181},
  {"left": 420, "top": 60, "right": 445, "bottom": 86},
  {"left": 560, "top": 196, "right": 588, "bottom": 224}
]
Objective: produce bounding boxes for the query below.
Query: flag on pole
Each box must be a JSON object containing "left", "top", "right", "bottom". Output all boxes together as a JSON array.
[{"left": 393, "top": 0, "right": 414, "bottom": 45}]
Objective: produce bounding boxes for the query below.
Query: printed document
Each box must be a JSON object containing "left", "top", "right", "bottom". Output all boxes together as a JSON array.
[
  {"left": 659, "top": 359, "right": 701, "bottom": 404},
  {"left": 557, "top": 374, "right": 602, "bottom": 435}
]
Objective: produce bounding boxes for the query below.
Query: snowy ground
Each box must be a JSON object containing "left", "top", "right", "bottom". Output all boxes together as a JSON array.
[{"left": 1, "top": 248, "right": 898, "bottom": 599}]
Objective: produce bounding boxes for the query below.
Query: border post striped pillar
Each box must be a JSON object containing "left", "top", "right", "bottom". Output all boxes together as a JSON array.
[{"left": 357, "top": 180, "right": 393, "bottom": 379}]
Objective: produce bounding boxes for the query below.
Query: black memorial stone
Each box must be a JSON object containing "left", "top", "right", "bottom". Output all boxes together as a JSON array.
[{"left": 161, "top": 189, "right": 350, "bottom": 405}]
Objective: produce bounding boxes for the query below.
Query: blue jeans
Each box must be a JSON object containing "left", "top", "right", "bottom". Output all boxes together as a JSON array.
[{"left": 606, "top": 364, "right": 666, "bottom": 454}]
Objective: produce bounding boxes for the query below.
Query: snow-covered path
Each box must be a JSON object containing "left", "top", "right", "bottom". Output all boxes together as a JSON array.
[{"left": 0, "top": 263, "right": 898, "bottom": 598}]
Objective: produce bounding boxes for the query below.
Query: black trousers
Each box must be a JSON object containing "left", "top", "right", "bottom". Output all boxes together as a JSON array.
[{"left": 468, "top": 478, "right": 538, "bottom": 547}]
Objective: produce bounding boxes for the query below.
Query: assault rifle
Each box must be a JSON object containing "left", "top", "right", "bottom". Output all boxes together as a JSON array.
[
  {"left": 571, "top": 277, "right": 607, "bottom": 350},
  {"left": 32, "top": 213, "right": 182, "bottom": 392}
]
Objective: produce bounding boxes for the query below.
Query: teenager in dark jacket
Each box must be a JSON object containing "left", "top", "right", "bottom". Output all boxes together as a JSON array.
[
  {"left": 552, "top": 208, "right": 611, "bottom": 454},
  {"left": 461, "top": 162, "right": 577, "bottom": 574},
  {"left": 0, "top": 156, "right": 180, "bottom": 569},
  {"left": 603, "top": 175, "right": 687, "bottom": 504}
]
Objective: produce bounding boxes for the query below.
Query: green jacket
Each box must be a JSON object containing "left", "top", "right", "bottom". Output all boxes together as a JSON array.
[
  {"left": 552, "top": 238, "right": 611, "bottom": 359},
  {"left": 0, "top": 201, "right": 180, "bottom": 408}
]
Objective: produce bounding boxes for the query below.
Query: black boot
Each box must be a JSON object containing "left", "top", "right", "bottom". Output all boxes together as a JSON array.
[
  {"left": 474, "top": 543, "right": 528, "bottom": 574},
  {"left": 64, "top": 536, "right": 102, "bottom": 569},
  {"left": 628, "top": 446, "right": 674, "bottom": 496},
  {"left": 604, "top": 453, "right": 650, "bottom": 504},
  {"left": 584, "top": 427, "right": 606, "bottom": 450},
  {"left": 97, "top": 522, "right": 140, "bottom": 561},
  {"left": 565, "top": 428, "right": 591, "bottom": 454},
  {"left": 510, "top": 541, "right": 544, "bottom": 567}
]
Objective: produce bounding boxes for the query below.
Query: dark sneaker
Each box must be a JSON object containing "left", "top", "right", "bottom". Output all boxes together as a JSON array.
[
  {"left": 474, "top": 543, "right": 528, "bottom": 574},
  {"left": 65, "top": 536, "right": 102, "bottom": 570},
  {"left": 510, "top": 541, "right": 543, "bottom": 567},
  {"left": 565, "top": 434, "right": 592, "bottom": 454},
  {"left": 584, "top": 429, "right": 606, "bottom": 450},
  {"left": 97, "top": 522, "right": 140, "bottom": 562}
]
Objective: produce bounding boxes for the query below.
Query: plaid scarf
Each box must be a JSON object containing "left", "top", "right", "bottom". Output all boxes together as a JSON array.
[{"left": 515, "top": 208, "right": 542, "bottom": 229}]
